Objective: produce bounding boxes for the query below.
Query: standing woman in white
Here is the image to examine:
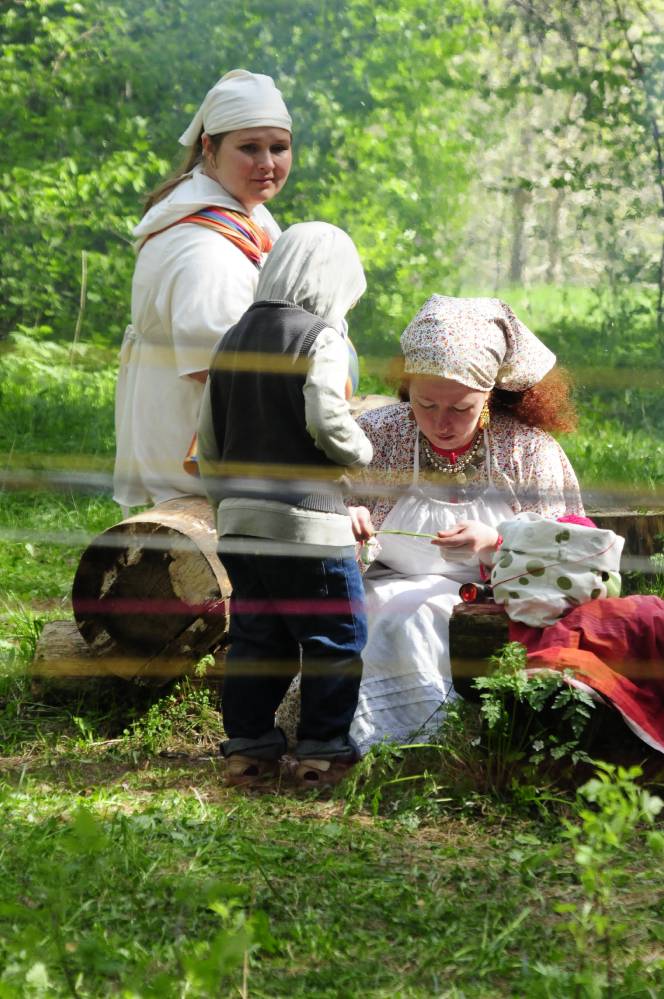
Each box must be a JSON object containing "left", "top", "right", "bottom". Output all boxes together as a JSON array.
[{"left": 113, "top": 70, "right": 293, "bottom": 512}]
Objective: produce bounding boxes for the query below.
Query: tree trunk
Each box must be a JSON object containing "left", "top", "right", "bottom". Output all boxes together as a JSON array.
[
  {"left": 72, "top": 497, "right": 231, "bottom": 674},
  {"left": 545, "top": 187, "right": 565, "bottom": 284},
  {"left": 449, "top": 603, "right": 510, "bottom": 701},
  {"left": 508, "top": 186, "right": 532, "bottom": 284},
  {"left": 32, "top": 619, "right": 226, "bottom": 684},
  {"left": 590, "top": 510, "right": 664, "bottom": 557}
]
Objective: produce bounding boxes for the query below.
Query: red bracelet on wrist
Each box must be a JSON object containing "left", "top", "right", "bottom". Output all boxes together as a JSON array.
[{"left": 480, "top": 535, "right": 503, "bottom": 581}]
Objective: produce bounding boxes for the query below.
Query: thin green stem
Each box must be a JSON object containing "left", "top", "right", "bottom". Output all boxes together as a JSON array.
[{"left": 377, "top": 529, "right": 439, "bottom": 540}]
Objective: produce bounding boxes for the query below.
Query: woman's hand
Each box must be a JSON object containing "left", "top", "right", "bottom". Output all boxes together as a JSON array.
[
  {"left": 347, "top": 505, "right": 375, "bottom": 542},
  {"left": 431, "top": 520, "right": 500, "bottom": 564}
]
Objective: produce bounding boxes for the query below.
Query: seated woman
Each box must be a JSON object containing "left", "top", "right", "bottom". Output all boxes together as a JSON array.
[{"left": 348, "top": 295, "right": 584, "bottom": 753}]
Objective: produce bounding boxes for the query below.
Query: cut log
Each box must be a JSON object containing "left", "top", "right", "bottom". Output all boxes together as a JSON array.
[
  {"left": 449, "top": 603, "right": 510, "bottom": 701},
  {"left": 589, "top": 510, "right": 664, "bottom": 557},
  {"left": 32, "top": 619, "right": 226, "bottom": 684},
  {"left": 32, "top": 619, "right": 227, "bottom": 682},
  {"left": 72, "top": 497, "right": 231, "bottom": 678},
  {"left": 34, "top": 620, "right": 116, "bottom": 679}
]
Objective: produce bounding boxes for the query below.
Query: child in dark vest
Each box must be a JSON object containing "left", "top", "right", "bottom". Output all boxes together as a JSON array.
[{"left": 198, "top": 222, "right": 373, "bottom": 787}]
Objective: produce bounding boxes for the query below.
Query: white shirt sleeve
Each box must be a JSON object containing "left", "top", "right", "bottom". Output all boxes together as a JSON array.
[
  {"left": 153, "top": 227, "right": 259, "bottom": 378},
  {"left": 303, "top": 328, "right": 373, "bottom": 468}
]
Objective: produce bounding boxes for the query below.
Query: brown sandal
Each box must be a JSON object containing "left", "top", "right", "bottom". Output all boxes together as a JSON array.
[
  {"left": 224, "top": 754, "right": 280, "bottom": 787},
  {"left": 294, "top": 757, "right": 356, "bottom": 790}
]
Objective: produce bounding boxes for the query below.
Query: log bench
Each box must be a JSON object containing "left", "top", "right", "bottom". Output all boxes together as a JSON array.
[
  {"left": 69, "top": 496, "right": 231, "bottom": 681},
  {"left": 448, "top": 508, "right": 664, "bottom": 695},
  {"left": 30, "top": 386, "right": 663, "bottom": 692},
  {"left": 32, "top": 507, "right": 662, "bottom": 701}
]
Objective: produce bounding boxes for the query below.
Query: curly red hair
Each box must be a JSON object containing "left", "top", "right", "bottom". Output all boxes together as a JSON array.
[
  {"left": 490, "top": 367, "right": 577, "bottom": 433},
  {"left": 391, "top": 361, "right": 577, "bottom": 434}
]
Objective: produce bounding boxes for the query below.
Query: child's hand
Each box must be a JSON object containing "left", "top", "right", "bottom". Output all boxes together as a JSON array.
[
  {"left": 431, "top": 521, "right": 500, "bottom": 563},
  {"left": 347, "top": 505, "right": 375, "bottom": 542}
]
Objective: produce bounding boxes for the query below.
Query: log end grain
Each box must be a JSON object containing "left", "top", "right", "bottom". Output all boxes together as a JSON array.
[
  {"left": 72, "top": 498, "right": 231, "bottom": 661},
  {"left": 449, "top": 603, "right": 510, "bottom": 701}
]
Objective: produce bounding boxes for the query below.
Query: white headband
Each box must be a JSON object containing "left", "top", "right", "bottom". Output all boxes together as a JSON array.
[{"left": 178, "top": 69, "right": 292, "bottom": 147}]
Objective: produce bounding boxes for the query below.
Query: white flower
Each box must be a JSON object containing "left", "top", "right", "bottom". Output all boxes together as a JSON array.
[{"left": 360, "top": 537, "right": 380, "bottom": 565}]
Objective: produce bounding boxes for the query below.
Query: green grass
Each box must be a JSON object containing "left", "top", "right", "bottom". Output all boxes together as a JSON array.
[
  {"left": 0, "top": 491, "right": 118, "bottom": 605},
  {"left": 0, "top": 763, "right": 662, "bottom": 997},
  {"left": 0, "top": 334, "right": 116, "bottom": 464},
  {"left": 561, "top": 417, "right": 664, "bottom": 498},
  {"left": 1, "top": 319, "right": 664, "bottom": 996}
]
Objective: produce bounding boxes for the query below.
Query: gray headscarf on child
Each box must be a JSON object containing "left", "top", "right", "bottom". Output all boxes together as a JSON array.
[{"left": 255, "top": 222, "right": 366, "bottom": 332}]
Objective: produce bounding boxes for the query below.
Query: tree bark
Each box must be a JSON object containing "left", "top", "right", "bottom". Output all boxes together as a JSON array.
[
  {"left": 32, "top": 619, "right": 226, "bottom": 684},
  {"left": 590, "top": 510, "right": 664, "bottom": 557},
  {"left": 545, "top": 187, "right": 565, "bottom": 284},
  {"left": 449, "top": 603, "right": 510, "bottom": 701},
  {"left": 72, "top": 497, "right": 231, "bottom": 667},
  {"left": 508, "top": 186, "right": 532, "bottom": 285}
]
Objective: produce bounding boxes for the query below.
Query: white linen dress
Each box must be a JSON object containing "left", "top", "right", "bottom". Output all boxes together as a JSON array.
[
  {"left": 349, "top": 402, "right": 584, "bottom": 753},
  {"left": 113, "top": 166, "right": 281, "bottom": 509},
  {"left": 350, "top": 431, "right": 513, "bottom": 752}
]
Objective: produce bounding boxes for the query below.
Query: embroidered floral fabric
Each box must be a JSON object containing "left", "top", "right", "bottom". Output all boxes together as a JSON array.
[
  {"left": 353, "top": 402, "right": 584, "bottom": 531},
  {"left": 400, "top": 295, "right": 555, "bottom": 391}
]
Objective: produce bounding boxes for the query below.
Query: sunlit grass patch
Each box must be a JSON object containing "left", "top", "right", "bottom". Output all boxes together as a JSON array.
[
  {"left": 0, "top": 333, "right": 116, "bottom": 460},
  {"left": 0, "top": 770, "right": 662, "bottom": 998},
  {"left": 0, "top": 491, "right": 119, "bottom": 606},
  {"left": 561, "top": 417, "right": 664, "bottom": 496}
]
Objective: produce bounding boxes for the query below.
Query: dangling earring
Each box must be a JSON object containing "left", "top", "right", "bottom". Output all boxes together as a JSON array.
[{"left": 478, "top": 400, "right": 490, "bottom": 430}]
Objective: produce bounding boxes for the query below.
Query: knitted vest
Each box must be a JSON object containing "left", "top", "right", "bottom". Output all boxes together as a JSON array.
[{"left": 208, "top": 300, "right": 347, "bottom": 515}]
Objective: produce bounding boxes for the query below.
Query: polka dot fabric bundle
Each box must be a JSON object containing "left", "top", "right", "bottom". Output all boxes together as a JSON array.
[{"left": 491, "top": 512, "right": 624, "bottom": 627}]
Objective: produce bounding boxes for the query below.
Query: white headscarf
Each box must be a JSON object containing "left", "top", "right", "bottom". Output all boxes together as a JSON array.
[
  {"left": 255, "top": 222, "right": 366, "bottom": 332},
  {"left": 400, "top": 295, "right": 556, "bottom": 391},
  {"left": 179, "top": 69, "right": 292, "bottom": 146}
]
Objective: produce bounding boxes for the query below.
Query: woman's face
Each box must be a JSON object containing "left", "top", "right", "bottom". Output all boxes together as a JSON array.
[
  {"left": 204, "top": 127, "right": 292, "bottom": 212},
  {"left": 409, "top": 376, "right": 488, "bottom": 450}
]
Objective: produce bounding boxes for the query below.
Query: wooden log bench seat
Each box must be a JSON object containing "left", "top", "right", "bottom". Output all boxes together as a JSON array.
[
  {"left": 33, "top": 497, "right": 230, "bottom": 688},
  {"left": 32, "top": 504, "right": 662, "bottom": 710},
  {"left": 31, "top": 384, "right": 663, "bottom": 697}
]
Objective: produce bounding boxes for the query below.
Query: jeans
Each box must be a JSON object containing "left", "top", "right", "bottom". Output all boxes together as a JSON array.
[{"left": 219, "top": 550, "right": 367, "bottom": 744}]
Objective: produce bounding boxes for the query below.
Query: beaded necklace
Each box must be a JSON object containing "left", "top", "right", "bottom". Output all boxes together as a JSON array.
[{"left": 419, "top": 430, "right": 484, "bottom": 484}]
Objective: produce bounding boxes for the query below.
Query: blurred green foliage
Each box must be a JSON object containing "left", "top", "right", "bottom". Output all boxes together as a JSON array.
[{"left": 1, "top": 0, "right": 662, "bottom": 359}]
